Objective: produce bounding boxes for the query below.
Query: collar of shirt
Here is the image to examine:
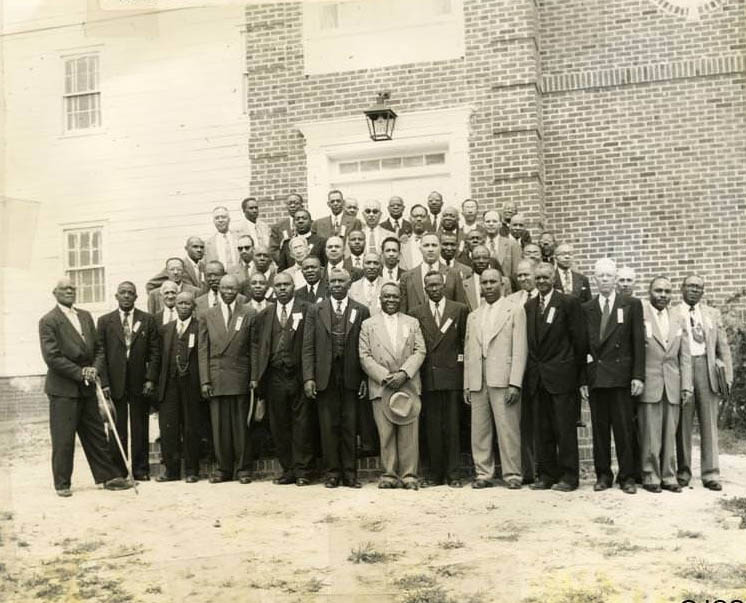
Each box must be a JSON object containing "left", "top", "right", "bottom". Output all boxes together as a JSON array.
[
  {"left": 220, "top": 298, "right": 236, "bottom": 313},
  {"left": 429, "top": 298, "right": 445, "bottom": 316},
  {"left": 332, "top": 296, "right": 349, "bottom": 313},
  {"left": 540, "top": 289, "right": 554, "bottom": 306},
  {"left": 118, "top": 308, "right": 133, "bottom": 324},
  {"left": 598, "top": 290, "right": 616, "bottom": 311},
  {"left": 185, "top": 256, "right": 200, "bottom": 271},
  {"left": 177, "top": 316, "right": 192, "bottom": 331},
  {"left": 57, "top": 303, "right": 78, "bottom": 316},
  {"left": 306, "top": 282, "right": 318, "bottom": 295},
  {"left": 208, "top": 290, "right": 220, "bottom": 305},
  {"left": 276, "top": 297, "right": 295, "bottom": 321},
  {"left": 163, "top": 307, "right": 175, "bottom": 324}
]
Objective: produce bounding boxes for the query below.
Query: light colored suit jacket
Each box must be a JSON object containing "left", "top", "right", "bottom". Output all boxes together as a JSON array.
[
  {"left": 399, "top": 237, "right": 423, "bottom": 272},
  {"left": 641, "top": 301, "right": 692, "bottom": 404},
  {"left": 673, "top": 302, "right": 733, "bottom": 394},
  {"left": 485, "top": 234, "right": 521, "bottom": 278},
  {"left": 204, "top": 230, "right": 241, "bottom": 273},
  {"left": 238, "top": 219, "right": 271, "bottom": 250},
  {"left": 464, "top": 297, "right": 528, "bottom": 391},
  {"left": 359, "top": 312, "right": 426, "bottom": 400},
  {"left": 349, "top": 276, "right": 384, "bottom": 315}
]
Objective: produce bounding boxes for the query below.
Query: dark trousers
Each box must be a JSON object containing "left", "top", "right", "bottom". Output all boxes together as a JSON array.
[
  {"left": 266, "top": 369, "right": 313, "bottom": 479},
  {"left": 423, "top": 390, "right": 461, "bottom": 483},
  {"left": 534, "top": 387, "right": 579, "bottom": 487},
  {"left": 49, "top": 392, "right": 121, "bottom": 490},
  {"left": 209, "top": 395, "right": 252, "bottom": 479},
  {"left": 317, "top": 363, "right": 358, "bottom": 480},
  {"left": 110, "top": 393, "right": 150, "bottom": 476},
  {"left": 159, "top": 376, "right": 203, "bottom": 477},
  {"left": 589, "top": 386, "right": 635, "bottom": 485},
  {"left": 520, "top": 391, "right": 536, "bottom": 483},
  {"left": 357, "top": 388, "right": 380, "bottom": 455}
]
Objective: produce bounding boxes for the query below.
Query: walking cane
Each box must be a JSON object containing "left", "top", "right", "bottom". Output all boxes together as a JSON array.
[
  {"left": 95, "top": 378, "right": 138, "bottom": 495},
  {"left": 247, "top": 387, "right": 255, "bottom": 429}
]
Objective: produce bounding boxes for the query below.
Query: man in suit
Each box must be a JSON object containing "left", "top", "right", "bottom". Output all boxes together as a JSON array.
[
  {"left": 239, "top": 196, "right": 271, "bottom": 251},
  {"left": 554, "top": 243, "right": 592, "bottom": 303},
  {"left": 380, "top": 196, "right": 412, "bottom": 237},
  {"left": 438, "top": 206, "right": 463, "bottom": 250},
  {"left": 381, "top": 236, "right": 405, "bottom": 283},
  {"left": 313, "top": 189, "right": 362, "bottom": 240},
  {"left": 198, "top": 275, "right": 256, "bottom": 484},
  {"left": 325, "top": 235, "right": 363, "bottom": 283},
  {"left": 360, "top": 200, "right": 389, "bottom": 255},
  {"left": 359, "top": 282, "right": 427, "bottom": 489},
  {"left": 147, "top": 258, "right": 201, "bottom": 314},
  {"left": 229, "top": 233, "right": 256, "bottom": 293},
  {"left": 675, "top": 274, "right": 733, "bottom": 491},
  {"left": 146, "top": 236, "right": 206, "bottom": 293},
  {"left": 295, "top": 256, "right": 329, "bottom": 304},
  {"left": 410, "top": 271, "right": 469, "bottom": 488},
  {"left": 345, "top": 230, "right": 367, "bottom": 272},
  {"left": 507, "top": 212, "right": 532, "bottom": 248},
  {"left": 204, "top": 206, "right": 241, "bottom": 274},
  {"left": 278, "top": 209, "right": 326, "bottom": 271},
  {"left": 439, "top": 231, "right": 471, "bottom": 281},
  {"left": 618, "top": 266, "right": 637, "bottom": 297},
  {"left": 400, "top": 204, "right": 429, "bottom": 270},
  {"left": 639, "top": 277, "right": 693, "bottom": 493},
  {"left": 97, "top": 281, "right": 161, "bottom": 481},
  {"left": 507, "top": 260, "right": 538, "bottom": 306},
  {"left": 155, "top": 280, "right": 179, "bottom": 330},
  {"left": 525, "top": 263, "right": 586, "bottom": 492},
  {"left": 269, "top": 192, "right": 304, "bottom": 259},
  {"left": 196, "top": 261, "right": 247, "bottom": 317},
  {"left": 425, "top": 191, "right": 444, "bottom": 233},
  {"left": 250, "top": 245, "right": 277, "bottom": 291},
  {"left": 538, "top": 232, "right": 557, "bottom": 265},
  {"left": 247, "top": 273, "right": 272, "bottom": 312},
  {"left": 303, "top": 268, "right": 370, "bottom": 488},
  {"left": 350, "top": 252, "right": 384, "bottom": 314},
  {"left": 39, "top": 277, "right": 132, "bottom": 496},
  {"left": 497, "top": 200, "right": 517, "bottom": 238},
  {"left": 251, "top": 272, "right": 315, "bottom": 485},
  {"left": 464, "top": 268, "right": 528, "bottom": 489},
  {"left": 456, "top": 227, "right": 485, "bottom": 269},
  {"left": 463, "top": 245, "right": 491, "bottom": 312},
  {"left": 483, "top": 210, "right": 521, "bottom": 281},
  {"left": 156, "top": 291, "right": 204, "bottom": 482},
  {"left": 460, "top": 198, "right": 480, "bottom": 237},
  {"left": 399, "top": 233, "right": 466, "bottom": 313},
  {"left": 580, "top": 258, "right": 645, "bottom": 495}
]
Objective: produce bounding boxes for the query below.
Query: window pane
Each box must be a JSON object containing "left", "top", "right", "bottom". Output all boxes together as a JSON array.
[
  {"left": 65, "top": 60, "right": 74, "bottom": 94},
  {"left": 320, "top": 3, "right": 338, "bottom": 29},
  {"left": 76, "top": 58, "right": 88, "bottom": 92},
  {"left": 339, "top": 161, "right": 359, "bottom": 174},
  {"left": 360, "top": 159, "right": 380, "bottom": 172},
  {"left": 402, "top": 155, "right": 424, "bottom": 168},
  {"left": 425, "top": 152, "right": 446, "bottom": 165},
  {"left": 381, "top": 157, "right": 402, "bottom": 170}
]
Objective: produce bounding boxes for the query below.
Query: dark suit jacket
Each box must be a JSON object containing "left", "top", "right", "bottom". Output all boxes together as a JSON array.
[
  {"left": 269, "top": 217, "right": 294, "bottom": 259},
  {"left": 325, "top": 263, "right": 363, "bottom": 283},
  {"left": 343, "top": 255, "right": 366, "bottom": 273},
  {"left": 295, "top": 280, "right": 329, "bottom": 305},
  {"left": 97, "top": 308, "right": 160, "bottom": 400},
  {"left": 380, "top": 217, "right": 412, "bottom": 237},
  {"left": 157, "top": 318, "right": 200, "bottom": 403},
  {"left": 277, "top": 233, "right": 327, "bottom": 271},
  {"left": 554, "top": 269, "right": 592, "bottom": 304},
  {"left": 313, "top": 214, "right": 362, "bottom": 239},
  {"left": 399, "top": 263, "right": 466, "bottom": 314},
  {"left": 198, "top": 303, "right": 256, "bottom": 396},
  {"left": 409, "top": 299, "right": 468, "bottom": 391},
  {"left": 582, "top": 294, "right": 645, "bottom": 389},
  {"left": 524, "top": 291, "right": 586, "bottom": 396},
  {"left": 251, "top": 298, "right": 313, "bottom": 388},
  {"left": 147, "top": 283, "right": 201, "bottom": 314},
  {"left": 302, "top": 298, "right": 369, "bottom": 391},
  {"left": 498, "top": 224, "right": 532, "bottom": 247},
  {"left": 39, "top": 306, "right": 103, "bottom": 398},
  {"left": 146, "top": 256, "right": 205, "bottom": 293}
]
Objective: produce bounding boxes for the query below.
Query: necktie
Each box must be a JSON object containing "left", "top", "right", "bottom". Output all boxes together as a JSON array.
[
  {"left": 336, "top": 300, "right": 343, "bottom": 316},
  {"left": 600, "top": 297, "right": 611, "bottom": 339},
  {"left": 223, "top": 234, "right": 232, "bottom": 265},
  {"left": 564, "top": 270, "right": 571, "bottom": 291},
  {"left": 368, "top": 229, "right": 376, "bottom": 252},
  {"left": 210, "top": 294, "right": 217, "bottom": 308},
  {"left": 333, "top": 218, "right": 340, "bottom": 234},
  {"left": 389, "top": 269, "right": 395, "bottom": 281},
  {"left": 280, "top": 304, "right": 288, "bottom": 327},
  {"left": 225, "top": 303, "right": 233, "bottom": 328},
  {"left": 177, "top": 321, "right": 185, "bottom": 337},
  {"left": 432, "top": 215, "right": 438, "bottom": 231},
  {"left": 310, "top": 284, "right": 315, "bottom": 297},
  {"left": 489, "top": 238, "right": 496, "bottom": 256},
  {"left": 355, "top": 257, "right": 362, "bottom": 268},
  {"left": 122, "top": 311, "right": 132, "bottom": 351},
  {"left": 433, "top": 304, "right": 441, "bottom": 327},
  {"left": 689, "top": 307, "right": 704, "bottom": 343},
  {"left": 539, "top": 295, "right": 545, "bottom": 314},
  {"left": 393, "top": 219, "right": 400, "bottom": 231}
]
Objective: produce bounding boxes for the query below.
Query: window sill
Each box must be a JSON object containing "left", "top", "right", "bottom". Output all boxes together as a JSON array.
[{"left": 58, "top": 128, "right": 108, "bottom": 140}]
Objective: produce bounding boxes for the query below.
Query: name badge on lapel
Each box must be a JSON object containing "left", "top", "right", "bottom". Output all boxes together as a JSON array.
[
  {"left": 349, "top": 308, "right": 358, "bottom": 324},
  {"left": 587, "top": 354, "right": 594, "bottom": 364},
  {"left": 676, "top": 328, "right": 682, "bottom": 337},
  {"left": 235, "top": 316, "right": 243, "bottom": 331},
  {"left": 133, "top": 321, "right": 141, "bottom": 333},
  {"left": 265, "top": 287, "right": 274, "bottom": 299},
  {"left": 457, "top": 353, "right": 464, "bottom": 363},
  {"left": 645, "top": 321, "right": 652, "bottom": 339},
  {"left": 546, "top": 307, "right": 555, "bottom": 324},
  {"left": 282, "top": 230, "right": 289, "bottom": 241},
  {"left": 440, "top": 317, "right": 453, "bottom": 333},
  {"left": 617, "top": 308, "right": 624, "bottom": 324},
  {"left": 339, "top": 224, "right": 347, "bottom": 237},
  {"left": 316, "top": 297, "right": 323, "bottom": 304},
  {"left": 309, "top": 243, "right": 314, "bottom": 251},
  {"left": 291, "top": 312, "right": 303, "bottom": 331},
  {"left": 188, "top": 333, "right": 195, "bottom": 348}
]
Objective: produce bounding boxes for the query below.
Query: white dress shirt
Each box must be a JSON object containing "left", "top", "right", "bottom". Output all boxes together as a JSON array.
[
  {"left": 382, "top": 312, "right": 399, "bottom": 354},
  {"left": 332, "top": 296, "right": 349, "bottom": 314},
  {"left": 538, "top": 289, "right": 554, "bottom": 310},
  {"left": 429, "top": 298, "right": 446, "bottom": 326},
  {"left": 250, "top": 299, "right": 267, "bottom": 312},
  {"left": 216, "top": 232, "right": 235, "bottom": 268},
  {"left": 598, "top": 290, "right": 616, "bottom": 313},
  {"left": 220, "top": 299, "right": 236, "bottom": 327},
  {"left": 559, "top": 267, "right": 573, "bottom": 293},
  {"left": 207, "top": 289, "right": 220, "bottom": 308},
  {"left": 350, "top": 255, "right": 364, "bottom": 269},
  {"left": 58, "top": 303, "right": 83, "bottom": 336},
  {"left": 686, "top": 303, "right": 706, "bottom": 356},
  {"left": 654, "top": 307, "right": 670, "bottom": 346},
  {"left": 162, "top": 307, "right": 177, "bottom": 325},
  {"left": 176, "top": 316, "right": 192, "bottom": 337},
  {"left": 275, "top": 298, "right": 294, "bottom": 323}
]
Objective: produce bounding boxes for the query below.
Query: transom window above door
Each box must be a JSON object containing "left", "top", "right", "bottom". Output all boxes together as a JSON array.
[{"left": 338, "top": 152, "right": 447, "bottom": 176}]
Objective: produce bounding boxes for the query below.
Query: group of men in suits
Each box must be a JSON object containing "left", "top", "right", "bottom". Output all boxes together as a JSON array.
[{"left": 39, "top": 187, "right": 734, "bottom": 495}]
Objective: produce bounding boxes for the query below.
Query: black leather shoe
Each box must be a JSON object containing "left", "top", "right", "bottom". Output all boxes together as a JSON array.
[
  {"left": 324, "top": 477, "right": 339, "bottom": 488},
  {"left": 622, "top": 482, "right": 637, "bottom": 494},
  {"left": 104, "top": 477, "right": 133, "bottom": 491},
  {"left": 643, "top": 484, "right": 662, "bottom": 493},
  {"left": 209, "top": 475, "right": 230, "bottom": 484},
  {"left": 343, "top": 478, "right": 363, "bottom": 489},
  {"left": 530, "top": 479, "right": 554, "bottom": 490},
  {"left": 156, "top": 475, "right": 180, "bottom": 483},
  {"left": 56, "top": 488, "right": 72, "bottom": 497},
  {"left": 403, "top": 481, "right": 419, "bottom": 491},
  {"left": 593, "top": 481, "right": 610, "bottom": 492},
  {"left": 704, "top": 480, "right": 722, "bottom": 491},
  {"left": 420, "top": 479, "right": 443, "bottom": 488},
  {"left": 506, "top": 480, "right": 522, "bottom": 490},
  {"left": 677, "top": 477, "right": 689, "bottom": 487},
  {"left": 238, "top": 476, "right": 252, "bottom": 485},
  {"left": 551, "top": 482, "right": 577, "bottom": 492},
  {"left": 662, "top": 483, "right": 682, "bottom": 493},
  {"left": 134, "top": 474, "right": 150, "bottom": 482},
  {"left": 273, "top": 475, "right": 296, "bottom": 485},
  {"left": 296, "top": 478, "right": 311, "bottom": 486},
  {"left": 185, "top": 475, "right": 199, "bottom": 483},
  {"left": 471, "top": 479, "right": 492, "bottom": 489},
  {"left": 448, "top": 480, "right": 463, "bottom": 488},
  {"left": 378, "top": 480, "right": 396, "bottom": 489}
]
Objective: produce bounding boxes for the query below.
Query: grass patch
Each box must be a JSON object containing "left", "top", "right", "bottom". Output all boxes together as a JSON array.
[
  {"left": 602, "top": 540, "right": 644, "bottom": 557},
  {"left": 719, "top": 428, "right": 746, "bottom": 456},
  {"left": 394, "top": 574, "right": 437, "bottom": 590},
  {"left": 144, "top": 585, "right": 162, "bottom": 594},
  {"left": 314, "top": 514, "right": 339, "bottom": 524},
  {"left": 524, "top": 573, "right": 617, "bottom": 603},
  {"left": 434, "top": 564, "right": 466, "bottom": 578},
  {"left": 63, "top": 539, "right": 105, "bottom": 556},
  {"left": 360, "top": 518, "right": 386, "bottom": 532},
  {"left": 676, "top": 529, "right": 704, "bottom": 539},
  {"left": 348, "top": 542, "right": 396, "bottom": 564},
  {"left": 675, "top": 557, "right": 746, "bottom": 588},
  {"left": 719, "top": 496, "right": 746, "bottom": 528},
  {"left": 304, "top": 577, "right": 325, "bottom": 593},
  {"left": 0, "top": 511, "right": 13, "bottom": 521},
  {"left": 437, "top": 534, "right": 465, "bottom": 550},
  {"left": 591, "top": 516, "right": 614, "bottom": 525},
  {"left": 400, "top": 585, "right": 451, "bottom": 603},
  {"left": 485, "top": 532, "right": 519, "bottom": 542}
]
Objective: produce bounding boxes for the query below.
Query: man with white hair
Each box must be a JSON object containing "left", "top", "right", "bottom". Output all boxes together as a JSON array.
[
  {"left": 617, "top": 266, "right": 637, "bottom": 297},
  {"left": 580, "top": 258, "right": 645, "bottom": 494},
  {"left": 553, "top": 243, "right": 591, "bottom": 303},
  {"left": 204, "top": 206, "right": 241, "bottom": 273},
  {"left": 483, "top": 209, "right": 521, "bottom": 281},
  {"left": 282, "top": 236, "right": 312, "bottom": 289},
  {"left": 360, "top": 200, "right": 388, "bottom": 255}
]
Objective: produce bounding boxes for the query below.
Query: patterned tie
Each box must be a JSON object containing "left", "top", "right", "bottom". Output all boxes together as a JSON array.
[
  {"left": 489, "top": 238, "right": 496, "bottom": 256},
  {"left": 564, "top": 270, "right": 571, "bottom": 291},
  {"left": 336, "top": 300, "right": 344, "bottom": 316},
  {"left": 389, "top": 269, "right": 395, "bottom": 281},
  {"left": 122, "top": 311, "right": 132, "bottom": 357},
  {"left": 538, "top": 295, "right": 545, "bottom": 315},
  {"left": 393, "top": 219, "right": 400, "bottom": 231},
  {"left": 689, "top": 306, "right": 705, "bottom": 343},
  {"left": 333, "top": 218, "right": 340, "bottom": 235},
  {"left": 600, "top": 297, "right": 611, "bottom": 339},
  {"left": 280, "top": 304, "right": 288, "bottom": 327},
  {"left": 226, "top": 303, "right": 233, "bottom": 328},
  {"left": 177, "top": 321, "right": 185, "bottom": 338},
  {"left": 433, "top": 303, "right": 441, "bottom": 327}
]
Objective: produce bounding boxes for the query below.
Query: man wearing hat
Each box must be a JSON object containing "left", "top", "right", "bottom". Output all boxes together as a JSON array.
[{"left": 359, "top": 282, "right": 426, "bottom": 489}]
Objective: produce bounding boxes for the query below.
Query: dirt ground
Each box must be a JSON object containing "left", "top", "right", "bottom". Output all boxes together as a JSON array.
[{"left": 1, "top": 419, "right": 745, "bottom": 603}]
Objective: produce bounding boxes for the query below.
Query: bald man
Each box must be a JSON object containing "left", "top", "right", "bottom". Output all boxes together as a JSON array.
[
  {"left": 39, "top": 277, "right": 131, "bottom": 496},
  {"left": 617, "top": 267, "right": 637, "bottom": 297},
  {"left": 155, "top": 280, "right": 179, "bottom": 329},
  {"left": 146, "top": 236, "right": 206, "bottom": 293},
  {"left": 507, "top": 212, "right": 532, "bottom": 248},
  {"left": 198, "top": 275, "right": 257, "bottom": 483}
]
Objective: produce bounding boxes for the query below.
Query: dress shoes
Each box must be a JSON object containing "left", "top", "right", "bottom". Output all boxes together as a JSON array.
[
  {"left": 56, "top": 488, "right": 72, "bottom": 498},
  {"left": 378, "top": 480, "right": 396, "bottom": 489},
  {"left": 156, "top": 475, "right": 180, "bottom": 483},
  {"left": 324, "top": 477, "right": 339, "bottom": 488},
  {"left": 296, "top": 478, "right": 311, "bottom": 486},
  {"left": 209, "top": 475, "right": 231, "bottom": 484},
  {"left": 343, "top": 478, "right": 363, "bottom": 489},
  {"left": 704, "top": 480, "right": 722, "bottom": 491},
  {"left": 273, "top": 475, "right": 296, "bottom": 485},
  {"left": 593, "top": 481, "right": 610, "bottom": 492},
  {"left": 662, "top": 483, "right": 682, "bottom": 493},
  {"left": 677, "top": 477, "right": 690, "bottom": 487},
  {"left": 419, "top": 479, "right": 443, "bottom": 489},
  {"left": 529, "top": 479, "right": 554, "bottom": 490},
  {"left": 643, "top": 484, "right": 662, "bottom": 493},
  {"left": 403, "top": 481, "right": 419, "bottom": 491},
  {"left": 238, "top": 476, "right": 252, "bottom": 485},
  {"left": 471, "top": 479, "right": 492, "bottom": 489},
  {"left": 104, "top": 477, "right": 133, "bottom": 491},
  {"left": 622, "top": 482, "right": 637, "bottom": 494},
  {"left": 551, "top": 482, "right": 576, "bottom": 492},
  {"left": 134, "top": 474, "right": 150, "bottom": 482},
  {"left": 185, "top": 475, "right": 199, "bottom": 484},
  {"left": 506, "top": 480, "right": 522, "bottom": 490},
  {"left": 448, "top": 480, "right": 463, "bottom": 489}
]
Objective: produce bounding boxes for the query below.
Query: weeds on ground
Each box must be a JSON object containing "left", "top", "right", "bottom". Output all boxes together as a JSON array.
[
  {"left": 348, "top": 542, "right": 397, "bottom": 564},
  {"left": 719, "top": 496, "right": 746, "bottom": 528},
  {"left": 523, "top": 572, "right": 617, "bottom": 603},
  {"left": 591, "top": 516, "right": 614, "bottom": 525},
  {"left": 360, "top": 517, "right": 386, "bottom": 532},
  {"left": 437, "top": 534, "right": 465, "bottom": 550},
  {"left": 602, "top": 539, "right": 645, "bottom": 557},
  {"left": 676, "top": 529, "right": 704, "bottom": 539}
]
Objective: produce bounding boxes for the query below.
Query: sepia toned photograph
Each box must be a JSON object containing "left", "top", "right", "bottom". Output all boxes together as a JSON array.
[{"left": 1, "top": 0, "right": 745, "bottom": 601}]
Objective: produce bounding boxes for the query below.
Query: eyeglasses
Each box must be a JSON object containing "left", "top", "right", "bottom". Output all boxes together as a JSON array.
[
  {"left": 237, "top": 246, "right": 253, "bottom": 251},
  {"left": 364, "top": 209, "right": 380, "bottom": 214}
]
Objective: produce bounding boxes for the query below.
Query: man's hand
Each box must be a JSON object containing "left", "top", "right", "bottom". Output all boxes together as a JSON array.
[
  {"left": 304, "top": 380, "right": 317, "bottom": 400},
  {"left": 82, "top": 366, "right": 97, "bottom": 382},
  {"left": 383, "top": 371, "right": 407, "bottom": 390},
  {"left": 358, "top": 381, "right": 367, "bottom": 400},
  {"left": 463, "top": 389, "right": 471, "bottom": 406},
  {"left": 630, "top": 379, "right": 644, "bottom": 397},
  {"left": 102, "top": 386, "right": 112, "bottom": 400},
  {"left": 681, "top": 390, "right": 693, "bottom": 406},
  {"left": 201, "top": 384, "right": 213, "bottom": 400},
  {"left": 142, "top": 381, "right": 155, "bottom": 397},
  {"left": 505, "top": 385, "right": 521, "bottom": 406},
  {"left": 579, "top": 385, "right": 589, "bottom": 404},
  {"left": 249, "top": 380, "right": 258, "bottom": 391}
]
